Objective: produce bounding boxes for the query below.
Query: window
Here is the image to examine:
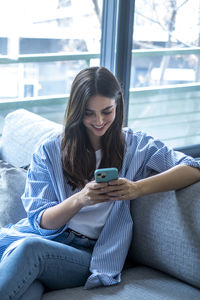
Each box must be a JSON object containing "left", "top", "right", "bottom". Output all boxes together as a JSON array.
[
  {"left": 0, "top": 0, "right": 102, "bottom": 125},
  {"left": 128, "top": 0, "right": 200, "bottom": 149},
  {"left": 0, "top": 0, "right": 199, "bottom": 154}
]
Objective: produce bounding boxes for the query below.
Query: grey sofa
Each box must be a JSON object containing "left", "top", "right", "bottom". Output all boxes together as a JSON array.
[{"left": 0, "top": 109, "right": 200, "bottom": 300}]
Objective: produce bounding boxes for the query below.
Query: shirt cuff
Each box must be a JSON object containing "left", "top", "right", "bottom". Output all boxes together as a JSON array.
[
  {"left": 180, "top": 158, "right": 200, "bottom": 170},
  {"left": 34, "top": 209, "right": 63, "bottom": 236},
  {"left": 84, "top": 273, "right": 121, "bottom": 289}
]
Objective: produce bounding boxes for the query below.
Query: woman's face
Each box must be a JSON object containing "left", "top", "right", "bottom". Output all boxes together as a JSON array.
[{"left": 83, "top": 95, "right": 116, "bottom": 146}]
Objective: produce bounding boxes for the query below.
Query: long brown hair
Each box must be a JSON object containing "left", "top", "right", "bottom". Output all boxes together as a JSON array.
[{"left": 61, "top": 66, "right": 125, "bottom": 189}]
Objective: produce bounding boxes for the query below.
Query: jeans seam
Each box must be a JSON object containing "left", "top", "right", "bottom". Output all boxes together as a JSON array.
[
  {"left": 41, "top": 254, "right": 90, "bottom": 268},
  {"left": 8, "top": 258, "right": 41, "bottom": 299}
]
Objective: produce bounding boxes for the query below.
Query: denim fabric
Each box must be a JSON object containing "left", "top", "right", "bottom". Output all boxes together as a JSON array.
[
  {"left": 20, "top": 280, "right": 44, "bottom": 300},
  {"left": 0, "top": 231, "right": 95, "bottom": 300}
]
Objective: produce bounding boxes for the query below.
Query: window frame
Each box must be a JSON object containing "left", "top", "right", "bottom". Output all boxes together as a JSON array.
[{"left": 100, "top": 0, "right": 200, "bottom": 157}]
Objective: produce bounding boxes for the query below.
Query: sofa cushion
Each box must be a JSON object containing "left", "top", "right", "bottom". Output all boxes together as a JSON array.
[
  {"left": 1, "top": 109, "right": 62, "bottom": 167},
  {"left": 0, "top": 160, "right": 27, "bottom": 228},
  {"left": 129, "top": 181, "right": 200, "bottom": 289},
  {"left": 43, "top": 266, "right": 200, "bottom": 300}
]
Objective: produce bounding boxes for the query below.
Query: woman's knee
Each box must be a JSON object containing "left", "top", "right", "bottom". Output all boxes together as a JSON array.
[
  {"left": 16, "top": 237, "right": 47, "bottom": 258},
  {"left": 20, "top": 236, "right": 44, "bottom": 248}
]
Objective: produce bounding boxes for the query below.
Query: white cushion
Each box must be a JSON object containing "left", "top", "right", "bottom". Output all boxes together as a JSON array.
[
  {"left": 0, "top": 160, "right": 27, "bottom": 227},
  {"left": 1, "top": 109, "right": 62, "bottom": 167}
]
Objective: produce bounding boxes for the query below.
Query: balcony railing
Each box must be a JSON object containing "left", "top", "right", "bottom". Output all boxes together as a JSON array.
[{"left": 0, "top": 48, "right": 200, "bottom": 152}]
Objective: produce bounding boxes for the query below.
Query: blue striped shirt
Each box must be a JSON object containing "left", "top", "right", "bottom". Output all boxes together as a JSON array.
[{"left": 0, "top": 128, "right": 199, "bottom": 289}]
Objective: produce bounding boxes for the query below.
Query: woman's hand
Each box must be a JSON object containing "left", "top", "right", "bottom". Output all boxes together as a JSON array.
[
  {"left": 78, "top": 180, "right": 110, "bottom": 206},
  {"left": 103, "top": 178, "right": 141, "bottom": 201},
  {"left": 41, "top": 181, "right": 110, "bottom": 229}
]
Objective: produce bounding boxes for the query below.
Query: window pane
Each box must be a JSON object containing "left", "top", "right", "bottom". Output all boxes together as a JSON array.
[
  {"left": 129, "top": 0, "right": 200, "bottom": 148},
  {"left": 0, "top": 0, "right": 102, "bottom": 127}
]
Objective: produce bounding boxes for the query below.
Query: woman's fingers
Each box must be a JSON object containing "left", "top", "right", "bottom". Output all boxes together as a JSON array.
[
  {"left": 87, "top": 180, "right": 108, "bottom": 190},
  {"left": 108, "top": 178, "right": 125, "bottom": 186},
  {"left": 106, "top": 178, "right": 140, "bottom": 200},
  {"left": 81, "top": 178, "right": 139, "bottom": 204},
  {"left": 80, "top": 181, "right": 111, "bottom": 205}
]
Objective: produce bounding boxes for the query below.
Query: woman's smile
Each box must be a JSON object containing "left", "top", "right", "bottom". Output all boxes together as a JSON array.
[{"left": 92, "top": 123, "right": 107, "bottom": 130}]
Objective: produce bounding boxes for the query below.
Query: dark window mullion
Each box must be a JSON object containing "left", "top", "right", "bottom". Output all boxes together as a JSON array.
[
  {"left": 100, "top": 0, "right": 118, "bottom": 72},
  {"left": 115, "top": 0, "right": 135, "bottom": 126}
]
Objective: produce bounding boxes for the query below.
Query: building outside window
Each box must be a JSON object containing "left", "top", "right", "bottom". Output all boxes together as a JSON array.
[
  {"left": 128, "top": 0, "right": 200, "bottom": 149},
  {"left": 0, "top": 0, "right": 102, "bottom": 125}
]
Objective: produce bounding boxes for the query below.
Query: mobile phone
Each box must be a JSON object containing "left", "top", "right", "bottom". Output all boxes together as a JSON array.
[{"left": 94, "top": 168, "right": 119, "bottom": 183}]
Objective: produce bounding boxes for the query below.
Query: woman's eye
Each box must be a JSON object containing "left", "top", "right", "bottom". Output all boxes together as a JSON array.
[
  {"left": 85, "top": 111, "right": 93, "bottom": 116},
  {"left": 103, "top": 111, "right": 112, "bottom": 115},
  {"left": 85, "top": 110, "right": 112, "bottom": 116}
]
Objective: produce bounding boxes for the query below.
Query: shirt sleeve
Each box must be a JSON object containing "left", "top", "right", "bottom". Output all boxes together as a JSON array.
[
  {"left": 133, "top": 132, "right": 200, "bottom": 179},
  {"left": 21, "top": 143, "right": 64, "bottom": 236}
]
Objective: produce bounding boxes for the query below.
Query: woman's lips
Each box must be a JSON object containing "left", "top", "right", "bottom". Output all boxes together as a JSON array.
[{"left": 92, "top": 124, "right": 106, "bottom": 131}]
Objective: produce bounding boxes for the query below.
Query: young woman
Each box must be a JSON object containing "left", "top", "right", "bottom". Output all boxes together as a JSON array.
[{"left": 0, "top": 66, "right": 199, "bottom": 299}]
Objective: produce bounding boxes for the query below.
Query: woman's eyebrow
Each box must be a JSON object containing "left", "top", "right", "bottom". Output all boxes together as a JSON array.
[
  {"left": 102, "top": 105, "right": 114, "bottom": 111},
  {"left": 85, "top": 105, "right": 114, "bottom": 112}
]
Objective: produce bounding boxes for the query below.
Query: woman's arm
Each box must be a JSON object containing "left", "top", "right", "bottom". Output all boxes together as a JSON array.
[
  {"left": 106, "top": 165, "right": 200, "bottom": 201},
  {"left": 40, "top": 193, "right": 84, "bottom": 230},
  {"left": 40, "top": 181, "right": 109, "bottom": 230},
  {"left": 137, "top": 165, "right": 200, "bottom": 196}
]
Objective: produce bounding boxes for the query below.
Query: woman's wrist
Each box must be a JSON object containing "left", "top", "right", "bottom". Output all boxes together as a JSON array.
[
  {"left": 124, "top": 180, "right": 144, "bottom": 200},
  {"left": 135, "top": 178, "right": 151, "bottom": 197},
  {"left": 74, "top": 191, "right": 86, "bottom": 209}
]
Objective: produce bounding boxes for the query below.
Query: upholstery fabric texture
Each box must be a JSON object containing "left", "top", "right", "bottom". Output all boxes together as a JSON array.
[
  {"left": 43, "top": 266, "right": 200, "bottom": 300},
  {"left": 1, "top": 109, "right": 62, "bottom": 167},
  {"left": 130, "top": 182, "right": 200, "bottom": 289},
  {"left": 0, "top": 160, "right": 27, "bottom": 227}
]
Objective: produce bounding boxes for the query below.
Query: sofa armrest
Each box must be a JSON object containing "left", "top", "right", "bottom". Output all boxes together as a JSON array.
[{"left": 129, "top": 181, "right": 200, "bottom": 289}]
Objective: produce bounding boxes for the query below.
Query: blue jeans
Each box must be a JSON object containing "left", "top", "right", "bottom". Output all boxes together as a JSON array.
[{"left": 0, "top": 230, "right": 96, "bottom": 300}]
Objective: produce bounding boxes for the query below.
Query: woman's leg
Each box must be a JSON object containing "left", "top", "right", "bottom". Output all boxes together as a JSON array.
[
  {"left": 0, "top": 234, "right": 93, "bottom": 300},
  {"left": 20, "top": 280, "right": 44, "bottom": 300}
]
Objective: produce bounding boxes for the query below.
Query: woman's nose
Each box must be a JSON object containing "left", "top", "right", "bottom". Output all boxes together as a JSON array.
[{"left": 95, "top": 114, "right": 104, "bottom": 125}]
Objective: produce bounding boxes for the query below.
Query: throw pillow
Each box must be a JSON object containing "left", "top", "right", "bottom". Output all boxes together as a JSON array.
[
  {"left": 1, "top": 109, "right": 63, "bottom": 167},
  {"left": 0, "top": 160, "right": 27, "bottom": 228}
]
